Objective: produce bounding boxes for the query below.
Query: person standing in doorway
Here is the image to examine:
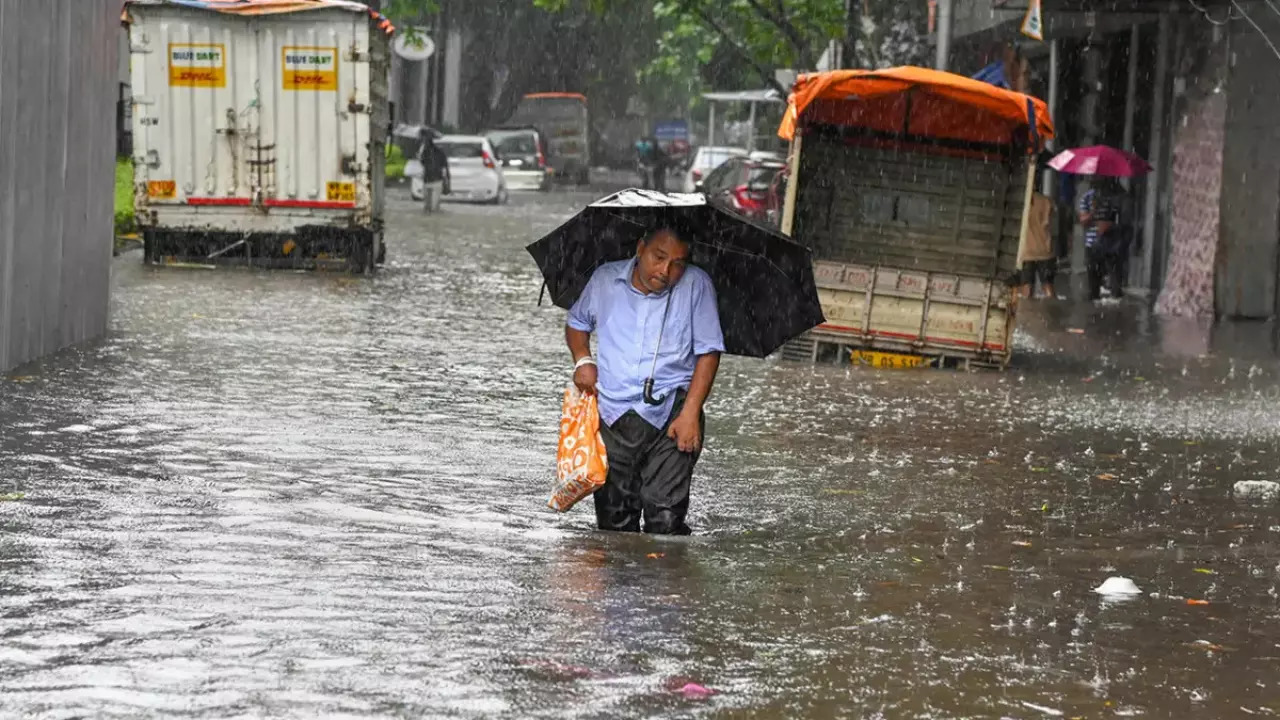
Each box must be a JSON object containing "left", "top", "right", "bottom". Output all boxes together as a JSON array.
[
  {"left": 1078, "top": 178, "right": 1124, "bottom": 301},
  {"left": 564, "top": 228, "right": 724, "bottom": 535}
]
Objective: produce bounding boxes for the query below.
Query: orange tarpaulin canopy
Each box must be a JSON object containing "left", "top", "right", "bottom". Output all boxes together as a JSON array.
[{"left": 778, "top": 66, "right": 1053, "bottom": 151}]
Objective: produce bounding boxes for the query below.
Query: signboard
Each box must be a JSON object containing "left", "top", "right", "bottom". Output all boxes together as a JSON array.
[
  {"left": 654, "top": 120, "right": 690, "bottom": 142},
  {"left": 1020, "top": 0, "right": 1044, "bottom": 41},
  {"left": 169, "top": 44, "right": 226, "bottom": 88},
  {"left": 393, "top": 28, "right": 435, "bottom": 62},
  {"left": 283, "top": 47, "right": 338, "bottom": 91}
]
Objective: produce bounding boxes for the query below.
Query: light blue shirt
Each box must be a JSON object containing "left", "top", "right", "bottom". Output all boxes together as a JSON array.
[{"left": 568, "top": 259, "right": 725, "bottom": 429}]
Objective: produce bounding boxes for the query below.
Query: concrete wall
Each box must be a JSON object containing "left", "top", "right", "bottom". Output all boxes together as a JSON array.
[
  {"left": 1155, "top": 21, "right": 1230, "bottom": 318},
  {"left": 0, "top": 0, "right": 119, "bottom": 372},
  {"left": 1218, "top": 7, "right": 1280, "bottom": 318}
]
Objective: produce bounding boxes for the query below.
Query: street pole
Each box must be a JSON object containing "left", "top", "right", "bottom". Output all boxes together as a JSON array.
[
  {"left": 1042, "top": 39, "right": 1059, "bottom": 196},
  {"left": 1142, "top": 12, "right": 1171, "bottom": 296},
  {"left": 1121, "top": 24, "right": 1141, "bottom": 192},
  {"left": 842, "top": 0, "right": 859, "bottom": 68},
  {"left": 935, "top": 0, "right": 954, "bottom": 71}
]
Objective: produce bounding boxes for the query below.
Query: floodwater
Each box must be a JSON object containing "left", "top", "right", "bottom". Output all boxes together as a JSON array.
[{"left": 2, "top": 183, "right": 1279, "bottom": 718}]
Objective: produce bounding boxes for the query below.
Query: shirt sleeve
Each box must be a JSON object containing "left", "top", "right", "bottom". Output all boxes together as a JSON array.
[
  {"left": 1078, "top": 190, "right": 1092, "bottom": 215},
  {"left": 690, "top": 271, "right": 726, "bottom": 356},
  {"left": 566, "top": 271, "right": 599, "bottom": 333}
]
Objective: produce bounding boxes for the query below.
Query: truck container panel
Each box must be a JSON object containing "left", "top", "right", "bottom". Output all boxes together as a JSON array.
[{"left": 126, "top": 1, "right": 388, "bottom": 270}]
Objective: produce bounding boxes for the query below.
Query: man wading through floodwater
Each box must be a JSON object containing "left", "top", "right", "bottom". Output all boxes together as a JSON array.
[{"left": 565, "top": 228, "right": 724, "bottom": 535}]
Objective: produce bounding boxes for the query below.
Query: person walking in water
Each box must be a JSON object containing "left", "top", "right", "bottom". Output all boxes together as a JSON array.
[{"left": 564, "top": 228, "right": 724, "bottom": 535}]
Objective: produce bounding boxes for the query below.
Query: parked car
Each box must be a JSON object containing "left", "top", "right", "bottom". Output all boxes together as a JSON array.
[
  {"left": 485, "top": 127, "right": 550, "bottom": 191},
  {"left": 682, "top": 146, "right": 748, "bottom": 193},
  {"left": 765, "top": 168, "right": 788, "bottom": 228},
  {"left": 748, "top": 149, "right": 786, "bottom": 163},
  {"left": 437, "top": 135, "right": 508, "bottom": 205},
  {"left": 697, "top": 155, "right": 787, "bottom": 224}
]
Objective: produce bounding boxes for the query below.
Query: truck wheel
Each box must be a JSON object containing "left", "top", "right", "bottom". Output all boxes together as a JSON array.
[{"left": 143, "top": 231, "right": 156, "bottom": 265}]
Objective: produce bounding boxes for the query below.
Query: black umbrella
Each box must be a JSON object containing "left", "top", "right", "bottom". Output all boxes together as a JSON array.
[{"left": 526, "top": 189, "right": 825, "bottom": 358}]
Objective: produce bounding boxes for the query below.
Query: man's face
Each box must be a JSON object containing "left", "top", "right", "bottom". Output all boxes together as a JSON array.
[{"left": 634, "top": 231, "right": 691, "bottom": 294}]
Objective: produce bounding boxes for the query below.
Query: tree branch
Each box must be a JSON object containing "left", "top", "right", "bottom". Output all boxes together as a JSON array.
[
  {"left": 682, "top": 1, "right": 786, "bottom": 94},
  {"left": 742, "top": 0, "right": 815, "bottom": 69}
]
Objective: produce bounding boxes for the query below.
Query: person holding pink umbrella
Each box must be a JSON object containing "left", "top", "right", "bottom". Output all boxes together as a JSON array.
[{"left": 1049, "top": 146, "right": 1152, "bottom": 301}]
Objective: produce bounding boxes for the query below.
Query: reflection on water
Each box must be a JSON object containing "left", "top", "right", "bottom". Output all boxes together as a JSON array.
[{"left": 1, "top": 188, "right": 1278, "bottom": 718}]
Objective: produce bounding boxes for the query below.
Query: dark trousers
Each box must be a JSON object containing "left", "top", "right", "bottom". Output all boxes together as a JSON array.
[
  {"left": 652, "top": 164, "right": 667, "bottom": 193},
  {"left": 594, "top": 393, "right": 702, "bottom": 535},
  {"left": 1086, "top": 245, "right": 1126, "bottom": 300}
]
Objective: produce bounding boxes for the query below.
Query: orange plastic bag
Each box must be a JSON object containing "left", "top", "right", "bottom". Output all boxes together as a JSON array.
[{"left": 548, "top": 385, "right": 609, "bottom": 512}]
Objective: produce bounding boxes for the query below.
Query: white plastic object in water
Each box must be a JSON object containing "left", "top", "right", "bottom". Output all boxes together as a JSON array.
[
  {"left": 1233, "top": 480, "right": 1280, "bottom": 502},
  {"left": 1094, "top": 577, "right": 1142, "bottom": 596}
]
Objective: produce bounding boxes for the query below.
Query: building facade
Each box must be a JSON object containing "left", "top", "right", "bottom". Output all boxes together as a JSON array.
[{"left": 947, "top": 0, "right": 1280, "bottom": 319}]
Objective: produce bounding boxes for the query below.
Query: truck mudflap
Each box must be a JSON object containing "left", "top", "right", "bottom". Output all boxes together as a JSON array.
[
  {"left": 142, "top": 226, "right": 382, "bottom": 273},
  {"left": 789, "top": 260, "right": 1016, "bottom": 368}
]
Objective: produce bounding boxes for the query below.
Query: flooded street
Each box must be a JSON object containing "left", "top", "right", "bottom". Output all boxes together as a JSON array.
[{"left": 2, "top": 185, "right": 1279, "bottom": 718}]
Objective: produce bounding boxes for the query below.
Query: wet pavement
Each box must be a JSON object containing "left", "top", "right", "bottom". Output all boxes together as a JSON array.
[{"left": 2, "top": 183, "right": 1279, "bottom": 718}]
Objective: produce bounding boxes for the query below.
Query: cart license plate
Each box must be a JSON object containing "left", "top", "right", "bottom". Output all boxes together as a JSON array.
[{"left": 851, "top": 350, "right": 930, "bottom": 369}]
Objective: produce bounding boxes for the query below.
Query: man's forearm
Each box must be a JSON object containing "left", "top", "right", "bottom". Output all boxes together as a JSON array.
[
  {"left": 682, "top": 353, "right": 721, "bottom": 413},
  {"left": 566, "top": 326, "right": 592, "bottom": 362}
]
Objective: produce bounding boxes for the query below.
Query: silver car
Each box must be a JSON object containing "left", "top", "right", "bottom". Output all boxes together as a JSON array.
[{"left": 486, "top": 127, "right": 550, "bottom": 192}]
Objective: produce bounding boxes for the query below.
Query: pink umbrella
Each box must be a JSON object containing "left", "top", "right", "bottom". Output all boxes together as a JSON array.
[{"left": 1048, "top": 145, "right": 1152, "bottom": 177}]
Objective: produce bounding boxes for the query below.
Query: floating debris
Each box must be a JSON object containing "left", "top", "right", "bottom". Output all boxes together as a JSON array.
[
  {"left": 1233, "top": 481, "right": 1279, "bottom": 503},
  {"left": 1094, "top": 577, "right": 1142, "bottom": 597}
]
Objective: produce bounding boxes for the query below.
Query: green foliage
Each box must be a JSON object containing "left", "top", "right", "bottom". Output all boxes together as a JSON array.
[
  {"left": 114, "top": 157, "right": 135, "bottom": 237},
  {"left": 385, "top": 144, "right": 407, "bottom": 179},
  {"left": 380, "top": 0, "right": 439, "bottom": 23}
]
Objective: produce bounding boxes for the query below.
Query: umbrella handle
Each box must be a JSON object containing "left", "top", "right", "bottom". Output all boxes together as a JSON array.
[
  {"left": 642, "top": 291, "right": 675, "bottom": 406},
  {"left": 643, "top": 377, "right": 665, "bottom": 406}
]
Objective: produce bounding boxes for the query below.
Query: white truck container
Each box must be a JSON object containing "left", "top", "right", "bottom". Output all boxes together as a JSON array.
[{"left": 124, "top": 0, "right": 391, "bottom": 271}]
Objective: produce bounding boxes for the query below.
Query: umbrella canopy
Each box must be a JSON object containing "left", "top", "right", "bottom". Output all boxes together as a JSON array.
[
  {"left": 527, "top": 190, "right": 825, "bottom": 358},
  {"left": 1049, "top": 146, "right": 1152, "bottom": 177}
]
